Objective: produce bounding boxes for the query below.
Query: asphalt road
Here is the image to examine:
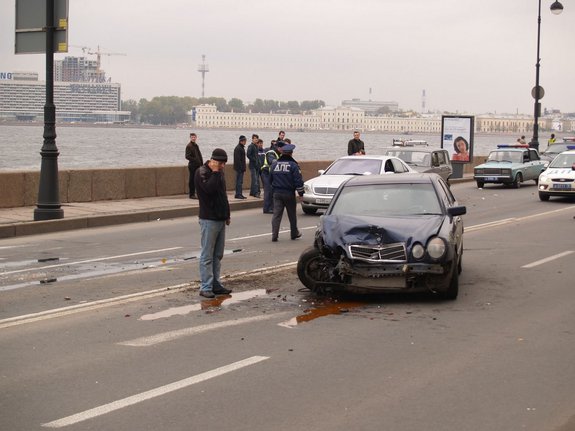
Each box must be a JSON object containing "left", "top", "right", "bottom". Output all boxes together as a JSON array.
[{"left": 1, "top": 181, "right": 574, "bottom": 431}]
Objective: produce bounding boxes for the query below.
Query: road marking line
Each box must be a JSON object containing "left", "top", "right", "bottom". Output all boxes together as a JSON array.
[
  {"left": 41, "top": 356, "right": 269, "bottom": 428},
  {"left": 228, "top": 225, "right": 316, "bottom": 241},
  {"left": 521, "top": 251, "right": 574, "bottom": 268},
  {"left": 466, "top": 207, "right": 574, "bottom": 232},
  {"left": 1, "top": 247, "right": 183, "bottom": 276},
  {"left": 0, "top": 284, "right": 191, "bottom": 330},
  {"left": 119, "top": 312, "right": 291, "bottom": 347},
  {"left": 0, "top": 263, "right": 297, "bottom": 330}
]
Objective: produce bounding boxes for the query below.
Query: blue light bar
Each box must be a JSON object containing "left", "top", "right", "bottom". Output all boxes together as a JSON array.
[{"left": 497, "top": 144, "right": 529, "bottom": 148}]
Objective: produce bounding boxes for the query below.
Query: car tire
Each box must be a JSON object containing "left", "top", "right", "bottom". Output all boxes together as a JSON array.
[
  {"left": 538, "top": 192, "right": 550, "bottom": 201},
  {"left": 302, "top": 207, "right": 318, "bottom": 215},
  {"left": 476, "top": 181, "right": 484, "bottom": 188},
  {"left": 512, "top": 173, "right": 523, "bottom": 189},
  {"left": 297, "top": 246, "right": 331, "bottom": 294},
  {"left": 440, "top": 263, "right": 459, "bottom": 300}
]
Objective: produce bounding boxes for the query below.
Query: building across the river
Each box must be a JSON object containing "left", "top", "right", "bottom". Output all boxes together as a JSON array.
[
  {"left": 0, "top": 69, "right": 130, "bottom": 123},
  {"left": 192, "top": 104, "right": 572, "bottom": 133}
]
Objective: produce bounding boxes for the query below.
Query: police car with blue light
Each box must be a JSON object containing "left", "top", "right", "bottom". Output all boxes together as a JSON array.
[
  {"left": 473, "top": 144, "right": 548, "bottom": 188},
  {"left": 537, "top": 148, "right": 575, "bottom": 201}
]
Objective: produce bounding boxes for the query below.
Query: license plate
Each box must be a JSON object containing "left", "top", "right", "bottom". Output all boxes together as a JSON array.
[
  {"left": 553, "top": 183, "right": 571, "bottom": 189},
  {"left": 485, "top": 176, "right": 498, "bottom": 181},
  {"left": 316, "top": 198, "right": 331, "bottom": 204}
]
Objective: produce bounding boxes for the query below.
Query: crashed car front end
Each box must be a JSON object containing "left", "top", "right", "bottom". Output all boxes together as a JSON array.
[{"left": 305, "top": 214, "right": 456, "bottom": 294}]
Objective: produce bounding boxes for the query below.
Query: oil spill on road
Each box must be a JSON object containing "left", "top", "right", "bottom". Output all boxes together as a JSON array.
[{"left": 278, "top": 296, "right": 369, "bottom": 328}]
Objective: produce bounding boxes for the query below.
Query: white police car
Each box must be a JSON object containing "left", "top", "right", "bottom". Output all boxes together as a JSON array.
[{"left": 537, "top": 149, "right": 575, "bottom": 201}]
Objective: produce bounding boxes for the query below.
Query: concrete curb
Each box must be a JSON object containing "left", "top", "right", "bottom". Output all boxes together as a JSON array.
[{"left": 0, "top": 198, "right": 264, "bottom": 239}]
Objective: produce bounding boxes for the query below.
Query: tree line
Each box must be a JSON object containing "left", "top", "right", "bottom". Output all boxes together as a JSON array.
[{"left": 121, "top": 97, "right": 326, "bottom": 125}]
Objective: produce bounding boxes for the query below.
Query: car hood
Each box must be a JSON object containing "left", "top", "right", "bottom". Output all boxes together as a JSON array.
[
  {"left": 306, "top": 174, "right": 361, "bottom": 189},
  {"left": 320, "top": 214, "right": 445, "bottom": 250},
  {"left": 475, "top": 161, "right": 514, "bottom": 169}
]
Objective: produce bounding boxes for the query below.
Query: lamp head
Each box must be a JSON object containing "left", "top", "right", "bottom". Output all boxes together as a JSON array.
[{"left": 550, "top": 1, "right": 564, "bottom": 15}]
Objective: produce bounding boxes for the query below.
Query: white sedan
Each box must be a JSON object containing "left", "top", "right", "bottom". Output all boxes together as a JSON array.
[
  {"left": 301, "top": 155, "right": 414, "bottom": 214},
  {"left": 537, "top": 149, "right": 575, "bottom": 201}
]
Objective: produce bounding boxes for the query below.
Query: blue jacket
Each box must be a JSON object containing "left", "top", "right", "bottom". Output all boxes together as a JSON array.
[{"left": 270, "top": 154, "right": 305, "bottom": 196}]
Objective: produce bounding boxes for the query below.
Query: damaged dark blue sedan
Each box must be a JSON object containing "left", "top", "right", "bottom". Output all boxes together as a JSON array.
[{"left": 297, "top": 173, "right": 466, "bottom": 299}]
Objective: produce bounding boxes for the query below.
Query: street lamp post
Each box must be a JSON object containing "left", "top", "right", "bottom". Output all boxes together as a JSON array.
[{"left": 530, "top": 0, "right": 563, "bottom": 151}]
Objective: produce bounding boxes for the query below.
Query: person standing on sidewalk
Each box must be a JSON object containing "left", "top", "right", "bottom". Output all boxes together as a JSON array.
[
  {"left": 247, "top": 134, "right": 261, "bottom": 197},
  {"left": 195, "top": 148, "right": 232, "bottom": 299},
  {"left": 234, "top": 135, "right": 247, "bottom": 199},
  {"left": 185, "top": 133, "right": 203, "bottom": 199},
  {"left": 270, "top": 143, "right": 304, "bottom": 242},
  {"left": 347, "top": 130, "right": 365, "bottom": 156}
]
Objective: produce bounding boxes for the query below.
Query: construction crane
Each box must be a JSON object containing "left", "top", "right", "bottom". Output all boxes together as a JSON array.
[{"left": 69, "top": 45, "right": 126, "bottom": 82}]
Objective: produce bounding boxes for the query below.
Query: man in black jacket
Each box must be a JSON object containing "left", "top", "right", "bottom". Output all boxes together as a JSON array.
[
  {"left": 185, "top": 133, "right": 203, "bottom": 199},
  {"left": 195, "top": 148, "right": 232, "bottom": 298},
  {"left": 347, "top": 130, "right": 366, "bottom": 156},
  {"left": 233, "top": 135, "right": 247, "bottom": 199}
]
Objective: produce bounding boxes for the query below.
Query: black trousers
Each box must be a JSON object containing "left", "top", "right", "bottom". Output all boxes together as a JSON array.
[
  {"left": 271, "top": 192, "right": 299, "bottom": 240},
  {"left": 188, "top": 164, "right": 199, "bottom": 196}
]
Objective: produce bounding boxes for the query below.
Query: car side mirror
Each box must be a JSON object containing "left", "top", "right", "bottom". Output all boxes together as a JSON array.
[
  {"left": 318, "top": 169, "right": 325, "bottom": 175},
  {"left": 572, "top": 163, "right": 575, "bottom": 171},
  {"left": 448, "top": 206, "right": 466, "bottom": 217}
]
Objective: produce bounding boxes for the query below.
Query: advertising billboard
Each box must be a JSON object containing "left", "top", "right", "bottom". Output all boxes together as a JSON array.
[{"left": 441, "top": 115, "right": 474, "bottom": 164}]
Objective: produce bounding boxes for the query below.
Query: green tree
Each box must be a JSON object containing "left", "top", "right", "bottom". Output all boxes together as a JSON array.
[{"left": 228, "top": 98, "right": 245, "bottom": 112}]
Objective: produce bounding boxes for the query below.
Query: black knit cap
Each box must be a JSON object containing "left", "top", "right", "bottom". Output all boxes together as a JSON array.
[{"left": 211, "top": 148, "right": 228, "bottom": 162}]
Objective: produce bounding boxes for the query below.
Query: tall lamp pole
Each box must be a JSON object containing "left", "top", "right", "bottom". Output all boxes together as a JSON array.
[
  {"left": 530, "top": 0, "right": 564, "bottom": 151},
  {"left": 34, "top": 0, "right": 63, "bottom": 221}
]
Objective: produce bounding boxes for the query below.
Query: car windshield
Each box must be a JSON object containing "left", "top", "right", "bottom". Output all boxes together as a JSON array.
[
  {"left": 542, "top": 144, "right": 572, "bottom": 155},
  {"left": 487, "top": 151, "right": 522, "bottom": 163},
  {"left": 325, "top": 158, "right": 382, "bottom": 175},
  {"left": 385, "top": 151, "right": 430, "bottom": 166},
  {"left": 549, "top": 153, "right": 575, "bottom": 168},
  {"left": 330, "top": 183, "right": 442, "bottom": 217}
]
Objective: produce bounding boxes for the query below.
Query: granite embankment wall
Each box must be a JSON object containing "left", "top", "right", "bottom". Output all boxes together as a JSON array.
[{"left": 0, "top": 158, "right": 482, "bottom": 208}]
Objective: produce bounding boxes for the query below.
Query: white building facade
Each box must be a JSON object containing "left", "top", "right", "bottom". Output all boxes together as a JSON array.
[
  {"left": 192, "top": 104, "right": 573, "bottom": 133},
  {"left": 0, "top": 72, "right": 130, "bottom": 123}
]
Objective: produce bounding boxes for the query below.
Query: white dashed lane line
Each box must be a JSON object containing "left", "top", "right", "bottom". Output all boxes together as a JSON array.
[{"left": 41, "top": 356, "right": 270, "bottom": 428}]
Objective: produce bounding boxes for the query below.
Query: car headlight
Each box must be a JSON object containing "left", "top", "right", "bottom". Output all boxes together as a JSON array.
[
  {"left": 502, "top": 169, "right": 511, "bottom": 176},
  {"left": 304, "top": 184, "right": 312, "bottom": 193},
  {"left": 427, "top": 237, "right": 446, "bottom": 260},
  {"left": 412, "top": 243, "right": 425, "bottom": 260},
  {"left": 475, "top": 169, "right": 484, "bottom": 175}
]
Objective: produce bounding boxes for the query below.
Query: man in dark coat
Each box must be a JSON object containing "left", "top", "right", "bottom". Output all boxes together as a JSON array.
[
  {"left": 347, "top": 130, "right": 366, "bottom": 156},
  {"left": 195, "top": 148, "right": 232, "bottom": 298},
  {"left": 270, "top": 143, "right": 304, "bottom": 242},
  {"left": 233, "top": 135, "right": 247, "bottom": 199},
  {"left": 185, "top": 132, "right": 203, "bottom": 198},
  {"left": 246, "top": 134, "right": 261, "bottom": 197}
]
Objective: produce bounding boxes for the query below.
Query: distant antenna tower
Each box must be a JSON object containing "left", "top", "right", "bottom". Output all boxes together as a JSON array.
[
  {"left": 422, "top": 89, "right": 426, "bottom": 113},
  {"left": 197, "top": 55, "right": 209, "bottom": 98}
]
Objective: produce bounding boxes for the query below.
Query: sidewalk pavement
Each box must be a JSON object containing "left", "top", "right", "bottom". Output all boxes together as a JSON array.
[
  {"left": 0, "top": 176, "right": 474, "bottom": 239},
  {"left": 0, "top": 192, "right": 264, "bottom": 239}
]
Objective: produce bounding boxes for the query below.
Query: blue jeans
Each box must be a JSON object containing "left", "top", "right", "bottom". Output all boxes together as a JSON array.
[
  {"left": 199, "top": 219, "right": 226, "bottom": 292},
  {"left": 249, "top": 165, "right": 260, "bottom": 196},
  {"left": 235, "top": 170, "right": 244, "bottom": 197}
]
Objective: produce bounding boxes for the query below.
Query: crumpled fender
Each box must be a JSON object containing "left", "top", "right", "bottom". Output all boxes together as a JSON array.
[{"left": 320, "top": 214, "right": 444, "bottom": 253}]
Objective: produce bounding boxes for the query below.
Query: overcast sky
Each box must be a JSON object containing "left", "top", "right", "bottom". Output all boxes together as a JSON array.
[{"left": 2, "top": 0, "right": 573, "bottom": 114}]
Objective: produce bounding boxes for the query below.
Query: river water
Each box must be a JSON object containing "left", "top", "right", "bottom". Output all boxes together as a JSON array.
[{"left": 0, "top": 123, "right": 540, "bottom": 172}]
